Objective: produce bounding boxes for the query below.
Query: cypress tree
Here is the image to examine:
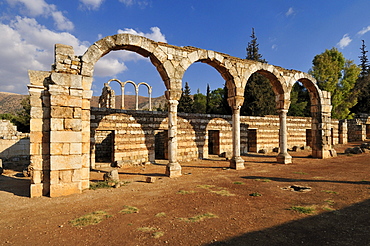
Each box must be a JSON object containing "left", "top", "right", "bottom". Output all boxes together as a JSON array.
[
  {"left": 241, "top": 28, "right": 276, "bottom": 116},
  {"left": 178, "top": 82, "right": 193, "bottom": 113}
]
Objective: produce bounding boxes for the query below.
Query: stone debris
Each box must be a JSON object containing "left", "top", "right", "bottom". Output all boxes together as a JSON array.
[
  {"left": 146, "top": 177, "right": 156, "bottom": 183},
  {"left": 103, "top": 169, "right": 119, "bottom": 182}
]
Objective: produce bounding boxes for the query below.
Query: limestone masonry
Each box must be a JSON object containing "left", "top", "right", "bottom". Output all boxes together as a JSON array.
[{"left": 27, "top": 33, "right": 340, "bottom": 197}]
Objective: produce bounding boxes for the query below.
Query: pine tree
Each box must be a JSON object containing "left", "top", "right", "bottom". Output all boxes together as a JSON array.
[
  {"left": 193, "top": 89, "right": 207, "bottom": 114},
  {"left": 178, "top": 82, "right": 193, "bottom": 113},
  {"left": 241, "top": 28, "right": 276, "bottom": 116},
  {"left": 351, "top": 40, "right": 370, "bottom": 114}
]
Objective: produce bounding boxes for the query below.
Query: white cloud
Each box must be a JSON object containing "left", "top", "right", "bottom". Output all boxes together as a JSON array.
[
  {"left": 119, "top": 0, "right": 149, "bottom": 8},
  {"left": 6, "top": 0, "right": 74, "bottom": 31},
  {"left": 358, "top": 26, "right": 370, "bottom": 36},
  {"left": 0, "top": 16, "right": 85, "bottom": 94},
  {"left": 337, "top": 34, "right": 352, "bottom": 49},
  {"left": 118, "top": 27, "right": 167, "bottom": 43},
  {"left": 94, "top": 57, "right": 127, "bottom": 77},
  {"left": 272, "top": 44, "right": 277, "bottom": 50},
  {"left": 79, "top": 0, "right": 105, "bottom": 10},
  {"left": 285, "top": 7, "right": 294, "bottom": 17}
]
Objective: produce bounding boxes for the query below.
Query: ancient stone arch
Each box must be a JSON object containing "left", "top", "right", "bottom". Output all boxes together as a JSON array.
[
  {"left": 104, "top": 79, "right": 152, "bottom": 110},
  {"left": 27, "top": 33, "right": 335, "bottom": 197}
]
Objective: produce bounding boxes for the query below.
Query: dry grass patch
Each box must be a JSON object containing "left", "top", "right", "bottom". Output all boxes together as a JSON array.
[
  {"left": 177, "top": 190, "right": 196, "bottom": 195},
  {"left": 179, "top": 213, "right": 218, "bottom": 222},
  {"left": 70, "top": 211, "right": 111, "bottom": 227},
  {"left": 120, "top": 205, "right": 139, "bottom": 214}
]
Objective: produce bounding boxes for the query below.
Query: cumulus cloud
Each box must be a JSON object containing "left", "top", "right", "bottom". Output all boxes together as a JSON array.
[
  {"left": 0, "top": 16, "right": 85, "bottom": 93},
  {"left": 358, "top": 25, "right": 370, "bottom": 36},
  {"left": 337, "top": 34, "right": 352, "bottom": 49},
  {"left": 6, "top": 0, "right": 74, "bottom": 31},
  {"left": 0, "top": 14, "right": 167, "bottom": 94},
  {"left": 285, "top": 7, "right": 295, "bottom": 17},
  {"left": 79, "top": 0, "right": 105, "bottom": 10},
  {"left": 118, "top": 27, "right": 167, "bottom": 42}
]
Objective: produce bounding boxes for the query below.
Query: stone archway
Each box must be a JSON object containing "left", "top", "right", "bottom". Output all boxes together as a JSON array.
[{"left": 27, "top": 33, "right": 335, "bottom": 197}]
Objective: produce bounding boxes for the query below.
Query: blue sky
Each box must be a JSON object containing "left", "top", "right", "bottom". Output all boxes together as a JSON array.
[{"left": 1, "top": 0, "right": 370, "bottom": 97}]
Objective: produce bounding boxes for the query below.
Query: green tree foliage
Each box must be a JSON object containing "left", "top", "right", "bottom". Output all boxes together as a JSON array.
[
  {"left": 193, "top": 89, "right": 207, "bottom": 114},
  {"left": 310, "top": 48, "right": 361, "bottom": 119},
  {"left": 242, "top": 28, "right": 277, "bottom": 116},
  {"left": 288, "top": 82, "right": 310, "bottom": 117},
  {"left": 178, "top": 82, "right": 194, "bottom": 113},
  {"left": 0, "top": 96, "right": 30, "bottom": 132},
  {"left": 207, "top": 87, "right": 231, "bottom": 115},
  {"left": 351, "top": 40, "right": 370, "bottom": 114}
]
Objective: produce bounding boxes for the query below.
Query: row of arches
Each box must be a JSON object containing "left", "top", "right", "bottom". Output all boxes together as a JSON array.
[
  {"left": 98, "top": 79, "right": 152, "bottom": 110},
  {"left": 27, "top": 34, "right": 336, "bottom": 197}
]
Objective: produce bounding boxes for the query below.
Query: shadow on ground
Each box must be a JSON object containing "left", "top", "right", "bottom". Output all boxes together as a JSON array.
[
  {"left": 0, "top": 172, "right": 30, "bottom": 197},
  {"left": 207, "top": 198, "right": 370, "bottom": 246}
]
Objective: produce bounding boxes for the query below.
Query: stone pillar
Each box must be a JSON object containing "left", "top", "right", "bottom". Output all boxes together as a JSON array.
[
  {"left": 165, "top": 99, "right": 182, "bottom": 177},
  {"left": 228, "top": 95, "right": 245, "bottom": 170},
  {"left": 28, "top": 71, "right": 51, "bottom": 197},
  {"left": 339, "top": 120, "right": 348, "bottom": 144},
  {"left": 135, "top": 86, "right": 139, "bottom": 110},
  {"left": 276, "top": 109, "right": 292, "bottom": 164}
]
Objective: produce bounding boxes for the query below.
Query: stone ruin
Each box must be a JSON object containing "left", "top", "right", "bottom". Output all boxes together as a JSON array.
[{"left": 27, "top": 33, "right": 337, "bottom": 197}]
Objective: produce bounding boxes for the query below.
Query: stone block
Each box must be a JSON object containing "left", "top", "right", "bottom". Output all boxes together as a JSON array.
[
  {"left": 30, "top": 183, "right": 43, "bottom": 198},
  {"left": 50, "top": 155, "right": 82, "bottom": 170},
  {"left": 70, "top": 143, "right": 82, "bottom": 155},
  {"left": 50, "top": 131, "right": 82, "bottom": 143},
  {"left": 49, "top": 182, "right": 81, "bottom": 197},
  {"left": 51, "top": 106, "right": 74, "bottom": 119}
]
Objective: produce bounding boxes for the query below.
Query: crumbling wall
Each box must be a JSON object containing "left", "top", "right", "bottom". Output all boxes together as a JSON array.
[{"left": 0, "top": 120, "right": 30, "bottom": 170}]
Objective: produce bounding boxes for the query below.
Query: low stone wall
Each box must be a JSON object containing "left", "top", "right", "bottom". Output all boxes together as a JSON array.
[
  {"left": 347, "top": 114, "right": 370, "bottom": 142},
  {"left": 91, "top": 108, "right": 340, "bottom": 167},
  {"left": 0, "top": 120, "right": 30, "bottom": 170}
]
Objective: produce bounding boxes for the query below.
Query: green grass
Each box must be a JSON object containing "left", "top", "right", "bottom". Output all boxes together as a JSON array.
[
  {"left": 177, "top": 190, "right": 196, "bottom": 195},
  {"left": 197, "top": 184, "right": 216, "bottom": 189},
  {"left": 233, "top": 181, "right": 244, "bottom": 185},
  {"left": 210, "top": 189, "right": 235, "bottom": 196},
  {"left": 70, "top": 211, "right": 111, "bottom": 227},
  {"left": 179, "top": 213, "right": 218, "bottom": 222},
  {"left": 155, "top": 212, "right": 166, "bottom": 217},
  {"left": 120, "top": 205, "right": 139, "bottom": 214},
  {"left": 249, "top": 192, "right": 262, "bottom": 197},
  {"left": 89, "top": 180, "right": 114, "bottom": 190},
  {"left": 324, "top": 199, "right": 335, "bottom": 206},
  {"left": 152, "top": 231, "right": 165, "bottom": 238},
  {"left": 321, "top": 190, "right": 338, "bottom": 194},
  {"left": 289, "top": 206, "right": 315, "bottom": 214}
]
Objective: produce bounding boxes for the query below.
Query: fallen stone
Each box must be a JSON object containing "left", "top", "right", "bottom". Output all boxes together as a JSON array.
[
  {"left": 146, "top": 176, "right": 156, "bottom": 183},
  {"left": 282, "top": 185, "right": 311, "bottom": 192},
  {"left": 103, "top": 169, "right": 119, "bottom": 181}
]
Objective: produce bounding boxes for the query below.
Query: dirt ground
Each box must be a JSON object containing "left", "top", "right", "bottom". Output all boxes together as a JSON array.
[{"left": 1, "top": 142, "right": 370, "bottom": 246}]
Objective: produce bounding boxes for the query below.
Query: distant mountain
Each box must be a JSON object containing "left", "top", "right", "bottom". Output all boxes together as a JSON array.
[
  {"left": 0, "top": 92, "right": 168, "bottom": 115},
  {"left": 0, "top": 92, "right": 27, "bottom": 114}
]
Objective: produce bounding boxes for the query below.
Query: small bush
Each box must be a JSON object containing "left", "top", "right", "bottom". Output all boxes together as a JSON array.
[{"left": 155, "top": 212, "right": 166, "bottom": 217}]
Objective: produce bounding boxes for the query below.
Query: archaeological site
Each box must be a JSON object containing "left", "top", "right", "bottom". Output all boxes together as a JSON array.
[{"left": 0, "top": 33, "right": 367, "bottom": 197}]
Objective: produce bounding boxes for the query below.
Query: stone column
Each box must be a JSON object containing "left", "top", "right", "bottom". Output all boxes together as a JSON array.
[
  {"left": 229, "top": 105, "right": 245, "bottom": 170},
  {"left": 276, "top": 109, "right": 292, "bottom": 164},
  {"left": 28, "top": 71, "right": 51, "bottom": 197},
  {"left": 165, "top": 99, "right": 182, "bottom": 177},
  {"left": 135, "top": 86, "right": 139, "bottom": 110}
]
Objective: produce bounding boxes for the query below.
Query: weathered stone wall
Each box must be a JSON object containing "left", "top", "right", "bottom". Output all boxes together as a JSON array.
[
  {"left": 0, "top": 120, "right": 30, "bottom": 170},
  {"left": 347, "top": 114, "right": 370, "bottom": 142},
  {"left": 91, "top": 109, "right": 340, "bottom": 166}
]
